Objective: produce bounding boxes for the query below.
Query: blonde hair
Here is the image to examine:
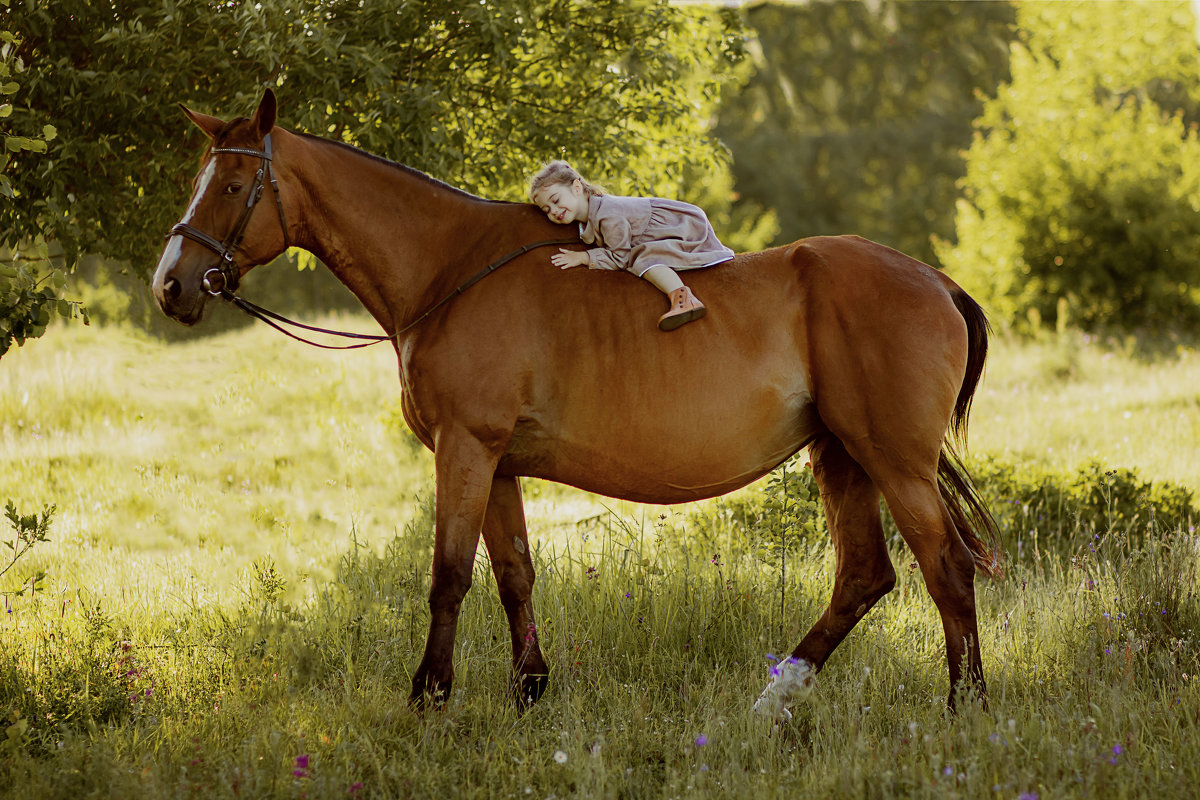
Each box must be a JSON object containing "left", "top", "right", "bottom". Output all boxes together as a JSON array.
[{"left": 529, "top": 160, "right": 605, "bottom": 199}]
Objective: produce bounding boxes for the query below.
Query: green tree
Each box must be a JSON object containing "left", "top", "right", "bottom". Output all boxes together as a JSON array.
[
  {"left": 0, "top": 4, "right": 82, "bottom": 358},
  {"left": 3, "top": 0, "right": 755, "bottom": 296},
  {"left": 716, "top": 0, "right": 1016, "bottom": 266},
  {"left": 936, "top": 0, "right": 1200, "bottom": 332}
]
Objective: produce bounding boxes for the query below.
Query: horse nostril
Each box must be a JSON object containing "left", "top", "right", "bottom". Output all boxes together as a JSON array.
[{"left": 164, "top": 277, "right": 182, "bottom": 302}]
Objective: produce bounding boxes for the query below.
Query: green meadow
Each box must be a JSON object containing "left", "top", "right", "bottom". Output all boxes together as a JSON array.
[{"left": 2, "top": 318, "right": 1198, "bottom": 799}]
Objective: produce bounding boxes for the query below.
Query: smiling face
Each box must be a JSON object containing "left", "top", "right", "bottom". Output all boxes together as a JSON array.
[{"left": 532, "top": 179, "right": 589, "bottom": 226}]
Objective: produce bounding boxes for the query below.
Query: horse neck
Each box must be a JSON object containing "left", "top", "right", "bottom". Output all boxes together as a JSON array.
[{"left": 279, "top": 130, "right": 523, "bottom": 330}]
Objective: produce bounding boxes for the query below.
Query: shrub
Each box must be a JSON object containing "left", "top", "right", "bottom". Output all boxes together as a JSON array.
[
  {"left": 693, "top": 454, "right": 1197, "bottom": 564},
  {"left": 973, "top": 457, "right": 1198, "bottom": 557},
  {"left": 936, "top": 1, "right": 1200, "bottom": 332}
]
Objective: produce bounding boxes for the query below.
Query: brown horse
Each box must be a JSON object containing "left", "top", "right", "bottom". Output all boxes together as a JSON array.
[{"left": 153, "top": 90, "right": 999, "bottom": 716}]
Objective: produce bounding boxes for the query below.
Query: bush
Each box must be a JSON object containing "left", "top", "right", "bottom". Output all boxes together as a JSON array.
[
  {"left": 972, "top": 457, "right": 1197, "bottom": 557},
  {"left": 937, "top": 1, "right": 1200, "bottom": 333},
  {"left": 694, "top": 454, "right": 1197, "bottom": 565}
]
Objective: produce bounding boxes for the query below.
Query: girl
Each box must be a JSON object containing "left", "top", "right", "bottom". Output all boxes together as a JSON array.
[{"left": 529, "top": 160, "right": 734, "bottom": 331}]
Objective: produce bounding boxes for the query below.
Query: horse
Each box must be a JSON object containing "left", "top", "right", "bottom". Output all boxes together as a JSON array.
[{"left": 153, "top": 90, "right": 1000, "bottom": 717}]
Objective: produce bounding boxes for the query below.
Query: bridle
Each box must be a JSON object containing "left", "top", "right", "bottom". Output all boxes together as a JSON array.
[
  {"left": 165, "top": 132, "right": 577, "bottom": 349},
  {"left": 168, "top": 133, "right": 290, "bottom": 297}
]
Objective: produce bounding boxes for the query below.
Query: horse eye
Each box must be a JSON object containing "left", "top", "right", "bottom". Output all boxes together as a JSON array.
[{"left": 224, "top": 183, "right": 243, "bottom": 196}]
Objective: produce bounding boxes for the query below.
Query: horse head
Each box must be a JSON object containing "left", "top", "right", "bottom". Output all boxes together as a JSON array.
[{"left": 153, "top": 90, "right": 289, "bottom": 324}]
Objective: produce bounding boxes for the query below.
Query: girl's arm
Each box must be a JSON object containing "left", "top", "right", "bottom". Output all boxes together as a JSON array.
[
  {"left": 585, "top": 216, "right": 632, "bottom": 271},
  {"left": 551, "top": 249, "right": 591, "bottom": 269}
]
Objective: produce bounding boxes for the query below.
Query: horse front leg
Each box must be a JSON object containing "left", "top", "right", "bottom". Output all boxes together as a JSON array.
[
  {"left": 480, "top": 475, "right": 549, "bottom": 707},
  {"left": 409, "top": 434, "right": 498, "bottom": 710}
]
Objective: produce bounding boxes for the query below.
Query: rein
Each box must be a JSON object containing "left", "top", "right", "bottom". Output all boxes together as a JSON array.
[
  {"left": 164, "top": 133, "right": 577, "bottom": 349},
  {"left": 217, "top": 237, "right": 579, "bottom": 350}
]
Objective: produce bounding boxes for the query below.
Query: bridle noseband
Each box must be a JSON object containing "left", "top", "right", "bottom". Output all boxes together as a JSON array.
[{"left": 168, "top": 133, "right": 291, "bottom": 296}]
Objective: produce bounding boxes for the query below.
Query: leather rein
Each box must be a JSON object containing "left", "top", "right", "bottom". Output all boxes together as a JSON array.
[{"left": 166, "top": 134, "right": 577, "bottom": 350}]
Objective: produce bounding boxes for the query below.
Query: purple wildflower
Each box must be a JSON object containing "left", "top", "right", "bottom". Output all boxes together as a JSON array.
[{"left": 695, "top": 734, "right": 708, "bottom": 747}]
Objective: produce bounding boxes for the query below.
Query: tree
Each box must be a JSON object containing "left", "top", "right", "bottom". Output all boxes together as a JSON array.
[
  {"left": 0, "top": 3, "right": 82, "bottom": 358},
  {"left": 935, "top": 0, "right": 1200, "bottom": 332},
  {"left": 716, "top": 0, "right": 1017, "bottom": 267},
  {"left": 3, "top": 0, "right": 757, "bottom": 296}
]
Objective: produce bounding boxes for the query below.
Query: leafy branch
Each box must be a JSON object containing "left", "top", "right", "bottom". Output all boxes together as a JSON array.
[{"left": 1, "top": 500, "right": 54, "bottom": 596}]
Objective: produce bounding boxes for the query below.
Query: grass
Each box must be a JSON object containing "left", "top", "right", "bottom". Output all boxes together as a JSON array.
[{"left": 1, "top": 318, "right": 1198, "bottom": 799}]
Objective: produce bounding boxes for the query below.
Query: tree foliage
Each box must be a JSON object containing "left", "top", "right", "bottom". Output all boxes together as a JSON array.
[
  {"left": 1, "top": 2, "right": 82, "bottom": 358},
  {"left": 3, "top": 0, "right": 753, "bottom": 289},
  {"left": 936, "top": 0, "right": 1200, "bottom": 332},
  {"left": 716, "top": 0, "right": 1016, "bottom": 266}
]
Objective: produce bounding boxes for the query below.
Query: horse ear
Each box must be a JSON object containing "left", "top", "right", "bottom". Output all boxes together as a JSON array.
[
  {"left": 251, "top": 89, "right": 277, "bottom": 139},
  {"left": 180, "top": 104, "right": 225, "bottom": 141}
]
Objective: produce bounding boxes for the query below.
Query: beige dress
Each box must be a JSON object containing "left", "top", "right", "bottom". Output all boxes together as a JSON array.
[{"left": 579, "top": 195, "right": 735, "bottom": 277}]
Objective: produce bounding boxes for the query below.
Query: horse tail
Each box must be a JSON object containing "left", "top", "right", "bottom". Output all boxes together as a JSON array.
[
  {"left": 949, "top": 288, "right": 989, "bottom": 446},
  {"left": 940, "top": 288, "right": 1003, "bottom": 577}
]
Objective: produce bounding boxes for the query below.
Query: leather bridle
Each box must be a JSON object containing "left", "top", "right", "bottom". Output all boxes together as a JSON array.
[
  {"left": 164, "top": 132, "right": 578, "bottom": 349},
  {"left": 167, "top": 133, "right": 290, "bottom": 296}
]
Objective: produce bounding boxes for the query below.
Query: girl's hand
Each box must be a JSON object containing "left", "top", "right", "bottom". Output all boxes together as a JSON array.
[{"left": 551, "top": 249, "right": 590, "bottom": 269}]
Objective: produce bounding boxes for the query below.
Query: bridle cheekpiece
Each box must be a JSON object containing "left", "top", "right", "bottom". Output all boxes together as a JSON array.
[{"left": 168, "top": 132, "right": 291, "bottom": 296}]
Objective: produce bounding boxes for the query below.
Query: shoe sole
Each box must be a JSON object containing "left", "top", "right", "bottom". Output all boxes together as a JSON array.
[{"left": 658, "top": 306, "right": 707, "bottom": 332}]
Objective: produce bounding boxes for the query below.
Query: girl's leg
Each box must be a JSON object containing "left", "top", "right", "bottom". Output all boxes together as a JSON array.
[
  {"left": 642, "top": 266, "right": 706, "bottom": 331},
  {"left": 642, "top": 265, "right": 684, "bottom": 294}
]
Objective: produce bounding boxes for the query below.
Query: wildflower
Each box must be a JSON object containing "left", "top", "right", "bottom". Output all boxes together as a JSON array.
[
  {"left": 1017, "top": 793, "right": 1039, "bottom": 800},
  {"left": 695, "top": 734, "right": 708, "bottom": 747},
  {"left": 553, "top": 750, "right": 568, "bottom": 764},
  {"left": 348, "top": 782, "right": 364, "bottom": 795},
  {"left": 1108, "top": 744, "right": 1123, "bottom": 765},
  {"left": 294, "top": 754, "right": 310, "bottom": 779},
  {"left": 943, "top": 766, "right": 953, "bottom": 776},
  {"left": 624, "top": 592, "right": 632, "bottom": 599}
]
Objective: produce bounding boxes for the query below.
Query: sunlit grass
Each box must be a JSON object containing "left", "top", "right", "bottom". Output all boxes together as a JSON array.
[
  {"left": 2, "top": 318, "right": 1198, "bottom": 799},
  {"left": 973, "top": 329, "right": 1200, "bottom": 490}
]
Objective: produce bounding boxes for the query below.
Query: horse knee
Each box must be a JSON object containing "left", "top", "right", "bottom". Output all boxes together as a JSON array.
[
  {"left": 429, "top": 564, "right": 474, "bottom": 613},
  {"left": 496, "top": 571, "right": 535, "bottom": 611}
]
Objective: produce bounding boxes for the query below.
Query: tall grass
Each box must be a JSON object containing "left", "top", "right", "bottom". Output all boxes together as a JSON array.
[{"left": 2, "top": 320, "right": 1198, "bottom": 798}]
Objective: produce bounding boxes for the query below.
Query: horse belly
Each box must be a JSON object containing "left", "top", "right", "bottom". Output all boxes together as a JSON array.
[{"left": 503, "top": 373, "right": 817, "bottom": 504}]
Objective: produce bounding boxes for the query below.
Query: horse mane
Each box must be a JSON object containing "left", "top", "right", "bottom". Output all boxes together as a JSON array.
[
  {"left": 207, "top": 114, "right": 516, "bottom": 207},
  {"left": 296, "top": 130, "right": 514, "bottom": 207}
]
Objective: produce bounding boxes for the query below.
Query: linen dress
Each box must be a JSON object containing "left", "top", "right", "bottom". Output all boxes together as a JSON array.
[{"left": 578, "top": 195, "right": 735, "bottom": 277}]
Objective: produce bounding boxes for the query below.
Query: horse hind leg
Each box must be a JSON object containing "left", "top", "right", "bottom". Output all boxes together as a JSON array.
[
  {"left": 859, "top": 451, "right": 987, "bottom": 709},
  {"left": 480, "top": 475, "right": 549, "bottom": 707},
  {"left": 755, "top": 435, "right": 896, "bottom": 719}
]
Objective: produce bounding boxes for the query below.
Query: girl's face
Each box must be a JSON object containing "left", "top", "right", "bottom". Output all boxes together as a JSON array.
[{"left": 532, "top": 179, "right": 589, "bottom": 225}]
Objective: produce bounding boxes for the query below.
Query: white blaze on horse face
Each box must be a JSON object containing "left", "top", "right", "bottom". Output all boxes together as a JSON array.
[
  {"left": 153, "top": 158, "right": 217, "bottom": 292},
  {"left": 752, "top": 657, "right": 816, "bottom": 722}
]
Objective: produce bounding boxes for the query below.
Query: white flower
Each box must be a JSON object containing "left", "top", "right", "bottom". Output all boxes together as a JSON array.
[{"left": 553, "top": 750, "right": 568, "bottom": 764}]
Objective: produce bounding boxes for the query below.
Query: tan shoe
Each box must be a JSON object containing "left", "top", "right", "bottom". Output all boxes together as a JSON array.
[{"left": 658, "top": 286, "right": 707, "bottom": 331}]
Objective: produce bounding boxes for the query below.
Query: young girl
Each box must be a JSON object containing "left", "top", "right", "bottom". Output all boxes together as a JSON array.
[{"left": 529, "top": 160, "right": 734, "bottom": 331}]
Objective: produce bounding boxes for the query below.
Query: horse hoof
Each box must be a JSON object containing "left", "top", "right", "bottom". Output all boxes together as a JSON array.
[
  {"left": 514, "top": 671, "right": 549, "bottom": 708},
  {"left": 753, "top": 657, "right": 816, "bottom": 721},
  {"left": 409, "top": 672, "right": 452, "bottom": 711}
]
